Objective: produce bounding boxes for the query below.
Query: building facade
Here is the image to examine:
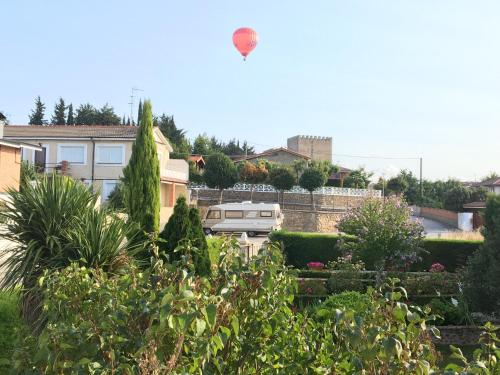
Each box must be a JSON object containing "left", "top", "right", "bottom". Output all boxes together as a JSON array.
[
  {"left": 287, "top": 135, "right": 332, "bottom": 162},
  {"left": 4, "top": 125, "right": 188, "bottom": 226}
]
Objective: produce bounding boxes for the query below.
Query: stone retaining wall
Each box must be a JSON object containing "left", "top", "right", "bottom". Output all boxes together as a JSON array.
[
  {"left": 431, "top": 326, "right": 482, "bottom": 346},
  {"left": 282, "top": 209, "right": 343, "bottom": 233},
  {"left": 192, "top": 189, "right": 367, "bottom": 211}
]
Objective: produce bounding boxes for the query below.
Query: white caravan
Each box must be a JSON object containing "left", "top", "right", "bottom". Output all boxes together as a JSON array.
[{"left": 202, "top": 202, "right": 283, "bottom": 237}]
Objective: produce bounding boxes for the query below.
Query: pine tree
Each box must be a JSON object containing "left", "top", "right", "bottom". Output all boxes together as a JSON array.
[
  {"left": 51, "top": 97, "right": 66, "bottom": 125},
  {"left": 136, "top": 100, "right": 143, "bottom": 126},
  {"left": 122, "top": 99, "right": 160, "bottom": 233},
  {"left": 66, "top": 103, "right": 75, "bottom": 125},
  {"left": 28, "top": 96, "right": 46, "bottom": 125}
]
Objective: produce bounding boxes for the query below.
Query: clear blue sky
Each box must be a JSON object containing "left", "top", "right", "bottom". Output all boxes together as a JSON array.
[{"left": 2, "top": 1, "right": 499, "bottom": 181}]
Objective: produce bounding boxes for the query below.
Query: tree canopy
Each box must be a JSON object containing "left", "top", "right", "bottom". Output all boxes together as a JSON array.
[{"left": 29, "top": 96, "right": 46, "bottom": 125}]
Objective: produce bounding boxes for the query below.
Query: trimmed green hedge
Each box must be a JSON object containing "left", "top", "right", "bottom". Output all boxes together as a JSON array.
[
  {"left": 417, "top": 238, "right": 483, "bottom": 272},
  {"left": 269, "top": 231, "right": 352, "bottom": 269},
  {"left": 269, "top": 231, "right": 482, "bottom": 272}
]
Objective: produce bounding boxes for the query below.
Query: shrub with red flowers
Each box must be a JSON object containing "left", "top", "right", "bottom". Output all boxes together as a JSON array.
[
  {"left": 307, "top": 261, "right": 325, "bottom": 270},
  {"left": 429, "top": 262, "right": 445, "bottom": 273}
]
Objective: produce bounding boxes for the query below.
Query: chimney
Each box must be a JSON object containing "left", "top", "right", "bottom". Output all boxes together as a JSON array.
[{"left": 0, "top": 112, "right": 5, "bottom": 138}]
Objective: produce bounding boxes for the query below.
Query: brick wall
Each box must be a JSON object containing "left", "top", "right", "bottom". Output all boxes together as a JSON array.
[{"left": 420, "top": 207, "right": 458, "bottom": 228}]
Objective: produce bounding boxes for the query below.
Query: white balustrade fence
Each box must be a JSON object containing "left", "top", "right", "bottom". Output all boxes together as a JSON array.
[{"left": 189, "top": 183, "right": 381, "bottom": 197}]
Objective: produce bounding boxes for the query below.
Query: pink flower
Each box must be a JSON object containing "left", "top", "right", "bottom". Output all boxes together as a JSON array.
[
  {"left": 307, "top": 262, "right": 325, "bottom": 269},
  {"left": 429, "top": 263, "right": 445, "bottom": 273}
]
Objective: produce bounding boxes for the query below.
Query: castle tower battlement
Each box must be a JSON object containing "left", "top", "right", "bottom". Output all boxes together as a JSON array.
[{"left": 287, "top": 135, "right": 332, "bottom": 162}]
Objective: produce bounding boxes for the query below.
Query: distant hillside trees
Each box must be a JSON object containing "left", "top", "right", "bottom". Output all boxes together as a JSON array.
[
  {"left": 51, "top": 98, "right": 66, "bottom": 125},
  {"left": 203, "top": 153, "right": 239, "bottom": 203},
  {"left": 29, "top": 96, "right": 46, "bottom": 125}
]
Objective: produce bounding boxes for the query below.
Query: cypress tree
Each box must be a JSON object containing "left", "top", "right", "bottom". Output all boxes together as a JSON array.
[
  {"left": 66, "top": 103, "right": 75, "bottom": 125},
  {"left": 51, "top": 97, "right": 66, "bottom": 125},
  {"left": 188, "top": 207, "right": 212, "bottom": 276},
  {"left": 159, "top": 196, "right": 191, "bottom": 255},
  {"left": 121, "top": 115, "right": 126, "bottom": 125},
  {"left": 126, "top": 117, "right": 131, "bottom": 126},
  {"left": 122, "top": 99, "right": 160, "bottom": 233},
  {"left": 136, "top": 100, "right": 143, "bottom": 126},
  {"left": 29, "top": 96, "right": 46, "bottom": 125}
]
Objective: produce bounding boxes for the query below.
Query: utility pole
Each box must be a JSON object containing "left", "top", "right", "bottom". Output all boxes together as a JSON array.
[{"left": 128, "top": 87, "right": 143, "bottom": 125}]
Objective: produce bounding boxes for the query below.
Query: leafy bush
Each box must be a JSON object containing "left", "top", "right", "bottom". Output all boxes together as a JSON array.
[
  {"left": 427, "top": 298, "right": 468, "bottom": 326},
  {"left": 464, "top": 195, "right": 500, "bottom": 313},
  {"left": 271, "top": 230, "right": 481, "bottom": 272},
  {"left": 314, "top": 291, "right": 370, "bottom": 320},
  {"left": 338, "top": 196, "right": 425, "bottom": 270},
  {"left": 13, "top": 245, "right": 445, "bottom": 374},
  {"left": 297, "top": 279, "right": 328, "bottom": 295},
  {"left": 0, "top": 291, "right": 24, "bottom": 371}
]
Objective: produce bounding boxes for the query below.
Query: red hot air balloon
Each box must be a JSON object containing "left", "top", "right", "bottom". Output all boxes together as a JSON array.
[{"left": 232, "top": 27, "right": 258, "bottom": 60}]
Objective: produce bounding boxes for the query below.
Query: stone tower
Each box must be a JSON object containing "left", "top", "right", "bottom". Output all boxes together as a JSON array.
[{"left": 287, "top": 135, "right": 332, "bottom": 162}]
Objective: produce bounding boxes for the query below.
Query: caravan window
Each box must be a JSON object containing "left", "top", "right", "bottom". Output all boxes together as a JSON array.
[
  {"left": 225, "top": 210, "right": 244, "bottom": 218},
  {"left": 260, "top": 211, "right": 273, "bottom": 217},
  {"left": 207, "top": 210, "right": 221, "bottom": 219}
]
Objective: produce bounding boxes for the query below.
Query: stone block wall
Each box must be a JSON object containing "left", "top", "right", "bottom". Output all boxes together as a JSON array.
[{"left": 282, "top": 209, "right": 343, "bottom": 233}]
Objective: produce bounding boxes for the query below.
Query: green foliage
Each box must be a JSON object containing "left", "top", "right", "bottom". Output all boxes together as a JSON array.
[
  {"left": 314, "top": 291, "right": 370, "bottom": 320},
  {"left": 159, "top": 196, "right": 191, "bottom": 254},
  {"left": 418, "top": 238, "right": 481, "bottom": 272},
  {"left": 203, "top": 152, "right": 238, "bottom": 202},
  {"left": 0, "top": 291, "right": 24, "bottom": 372},
  {"left": 338, "top": 197, "right": 425, "bottom": 270},
  {"left": 0, "top": 175, "right": 139, "bottom": 329},
  {"left": 464, "top": 194, "right": 500, "bottom": 313},
  {"left": 272, "top": 230, "right": 480, "bottom": 271},
  {"left": 74, "top": 103, "right": 121, "bottom": 125},
  {"left": 136, "top": 99, "right": 142, "bottom": 126},
  {"left": 106, "top": 182, "right": 125, "bottom": 210},
  {"left": 122, "top": 99, "right": 160, "bottom": 233},
  {"left": 187, "top": 208, "right": 212, "bottom": 276},
  {"left": 269, "top": 230, "right": 347, "bottom": 268},
  {"left": 19, "top": 161, "right": 37, "bottom": 189},
  {"left": 13, "top": 244, "right": 445, "bottom": 374},
  {"left": 159, "top": 198, "right": 211, "bottom": 276},
  {"left": 268, "top": 166, "right": 295, "bottom": 205},
  {"left": 427, "top": 298, "right": 468, "bottom": 326},
  {"left": 343, "top": 167, "right": 372, "bottom": 189},
  {"left": 207, "top": 236, "right": 225, "bottom": 265},
  {"left": 51, "top": 97, "right": 66, "bottom": 125},
  {"left": 66, "top": 103, "right": 75, "bottom": 125},
  {"left": 28, "top": 95, "right": 46, "bottom": 125},
  {"left": 188, "top": 160, "right": 204, "bottom": 183},
  {"left": 443, "top": 185, "right": 472, "bottom": 212},
  {"left": 299, "top": 167, "right": 327, "bottom": 209},
  {"left": 326, "top": 271, "right": 365, "bottom": 294},
  {"left": 297, "top": 279, "right": 328, "bottom": 295},
  {"left": 156, "top": 113, "right": 191, "bottom": 156}
]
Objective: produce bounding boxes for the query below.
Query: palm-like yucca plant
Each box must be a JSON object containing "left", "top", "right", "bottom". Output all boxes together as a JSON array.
[{"left": 0, "top": 174, "right": 140, "bottom": 330}]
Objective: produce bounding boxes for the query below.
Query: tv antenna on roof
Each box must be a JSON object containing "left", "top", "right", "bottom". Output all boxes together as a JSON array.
[{"left": 128, "top": 87, "right": 144, "bottom": 125}]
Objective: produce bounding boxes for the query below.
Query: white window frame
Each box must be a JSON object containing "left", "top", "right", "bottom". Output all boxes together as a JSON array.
[
  {"left": 95, "top": 144, "right": 126, "bottom": 166},
  {"left": 102, "top": 179, "right": 119, "bottom": 201},
  {"left": 57, "top": 143, "right": 87, "bottom": 165}
]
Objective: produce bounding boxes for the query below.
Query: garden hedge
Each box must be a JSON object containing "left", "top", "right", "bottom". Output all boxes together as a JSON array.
[{"left": 269, "top": 230, "right": 482, "bottom": 272}]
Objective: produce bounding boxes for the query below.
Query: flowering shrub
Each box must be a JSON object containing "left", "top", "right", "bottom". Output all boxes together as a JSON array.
[
  {"left": 429, "top": 263, "right": 445, "bottom": 273},
  {"left": 337, "top": 196, "right": 425, "bottom": 270},
  {"left": 307, "top": 261, "right": 325, "bottom": 269},
  {"left": 327, "top": 255, "right": 365, "bottom": 271}
]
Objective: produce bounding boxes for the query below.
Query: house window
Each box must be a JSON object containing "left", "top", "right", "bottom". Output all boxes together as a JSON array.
[
  {"left": 225, "top": 210, "right": 244, "bottom": 219},
  {"left": 57, "top": 144, "right": 86, "bottom": 165},
  {"left": 260, "top": 211, "right": 273, "bottom": 217},
  {"left": 96, "top": 144, "right": 125, "bottom": 165},
  {"left": 207, "top": 210, "right": 221, "bottom": 219},
  {"left": 102, "top": 180, "right": 119, "bottom": 201}
]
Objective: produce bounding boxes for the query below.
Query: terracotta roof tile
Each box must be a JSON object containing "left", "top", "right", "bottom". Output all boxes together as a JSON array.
[{"left": 4, "top": 125, "right": 139, "bottom": 138}]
